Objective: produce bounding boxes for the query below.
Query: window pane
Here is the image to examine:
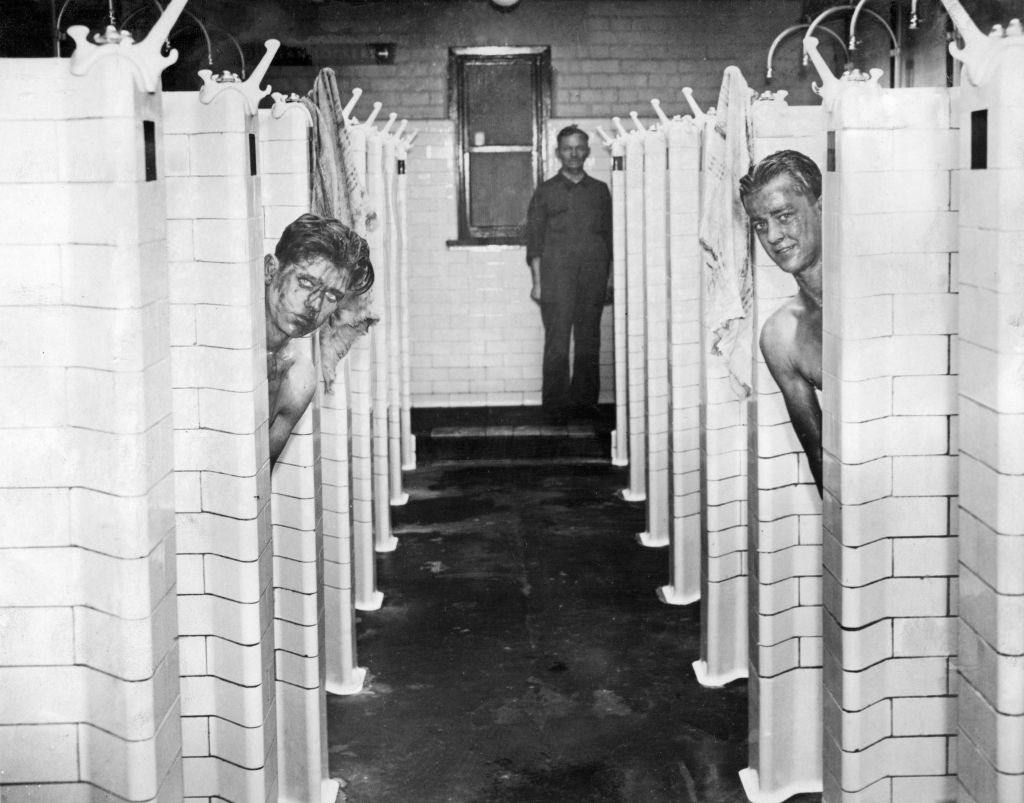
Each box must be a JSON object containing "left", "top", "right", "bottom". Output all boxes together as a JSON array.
[
  {"left": 465, "top": 61, "right": 534, "bottom": 146},
  {"left": 469, "top": 152, "right": 533, "bottom": 229}
]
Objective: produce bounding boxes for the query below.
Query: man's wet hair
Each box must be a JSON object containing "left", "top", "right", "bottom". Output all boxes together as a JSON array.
[
  {"left": 556, "top": 124, "right": 589, "bottom": 147},
  {"left": 274, "top": 213, "right": 374, "bottom": 295},
  {"left": 739, "top": 150, "right": 822, "bottom": 206}
]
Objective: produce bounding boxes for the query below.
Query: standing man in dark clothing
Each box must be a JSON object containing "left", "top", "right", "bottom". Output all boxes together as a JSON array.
[{"left": 526, "top": 125, "right": 613, "bottom": 423}]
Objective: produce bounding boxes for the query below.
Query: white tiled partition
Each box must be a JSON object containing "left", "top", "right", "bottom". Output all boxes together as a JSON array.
[
  {"left": 945, "top": 7, "right": 1024, "bottom": 801},
  {"left": 258, "top": 104, "right": 339, "bottom": 801},
  {"left": 365, "top": 129, "right": 397, "bottom": 554},
  {"left": 396, "top": 137, "right": 417, "bottom": 469},
  {"left": 740, "top": 96, "right": 826, "bottom": 803},
  {"left": 811, "top": 48, "right": 960, "bottom": 799},
  {"left": 694, "top": 85, "right": 750, "bottom": 688},
  {"left": 383, "top": 134, "right": 408, "bottom": 506},
  {"left": 638, "top": 124, "right": 671, "bottom": 547},
  {"left": 622, "top": 128, "right": 648, "bottom": 502},
  {"left": 261, "top": 101, "right": 367, "bottom": 696},
  {"left": 0, "top": 56, "right": 181, "bottom": 801},
  {"left": 164, "top": 89, "right": 278, "bottom": 800},
  {"left": 658, "top": 115, "right": 702, "bottom": 606},
  {"left": 271, "top": 382, "right": 338, "bottom": 802},
  {"left": 344, "top": 121, "right": 384, "bottom": 613}
]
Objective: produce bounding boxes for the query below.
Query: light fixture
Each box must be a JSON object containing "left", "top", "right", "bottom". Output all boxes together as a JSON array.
[{"left": 491, "top": 0, "right": 521, "bottom": 8}]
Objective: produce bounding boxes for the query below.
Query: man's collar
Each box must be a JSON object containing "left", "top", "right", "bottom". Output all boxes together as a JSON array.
[{"left": 556, "top": 170, "right": 589, "bottom": 186}]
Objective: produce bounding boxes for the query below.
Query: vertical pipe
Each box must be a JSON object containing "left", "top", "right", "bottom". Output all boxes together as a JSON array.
[
  {"left": 383, "top": 135, "right": 408, "bottom": 506},
  {"left": 397, "top": 139, "right": 416, "bottom": 470}
]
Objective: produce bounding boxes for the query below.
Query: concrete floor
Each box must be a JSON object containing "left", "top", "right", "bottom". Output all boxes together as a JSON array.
[{"left": 328, "top": 414, "right": 822, "bottom": 802}]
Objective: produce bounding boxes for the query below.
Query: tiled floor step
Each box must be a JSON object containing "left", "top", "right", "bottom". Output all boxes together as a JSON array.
[{"left": 412, "top": 406, "right": 613, "bottom": 462}]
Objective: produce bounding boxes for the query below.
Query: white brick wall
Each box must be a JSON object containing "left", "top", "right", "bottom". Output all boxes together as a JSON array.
[
  {"left": 405, "top": 118, "right": 614, "bottom": 408},
  {"left": 212, "top": 0, "right": 823, "bottom": 116}
]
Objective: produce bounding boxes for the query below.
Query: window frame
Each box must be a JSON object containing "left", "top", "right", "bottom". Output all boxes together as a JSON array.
[{"left": 447, "top": 46, "right": 552, "bottom": 247}]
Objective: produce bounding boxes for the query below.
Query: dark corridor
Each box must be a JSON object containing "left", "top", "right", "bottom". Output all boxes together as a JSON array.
[{"left": 327, "top": 411, "right": 821, "bottom": 802}]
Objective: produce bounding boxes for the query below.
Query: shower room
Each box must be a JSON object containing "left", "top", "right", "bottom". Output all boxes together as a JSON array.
[{"left": 1, "top": 0, "right": 1023, "bottom": 801}]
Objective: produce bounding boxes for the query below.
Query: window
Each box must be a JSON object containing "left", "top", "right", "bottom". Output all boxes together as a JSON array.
[{"left": 448, "top": 46, "right": 551, "bottom": 246}]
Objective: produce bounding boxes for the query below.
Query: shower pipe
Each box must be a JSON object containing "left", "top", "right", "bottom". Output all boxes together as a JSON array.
[
  {"left": 807, "top": 4, "right": 900, "bottom": 50},
  {"left": 121, "top": 1, "right": 217, "bottom": 72},
  {"left": 56, "top": 0, "right": 111, "bottom": 45},
  {"left": 122, "top": 3, "right": 244, "bottom": 77},
  {"left": 805, "top": 4, "right": 901, "bottom": 81},
  {"left": 852, "top": 0, "right": 919, "bottom": 46},
  {"left": 766, "top": 23, "right": 849, "bottom": 79}
]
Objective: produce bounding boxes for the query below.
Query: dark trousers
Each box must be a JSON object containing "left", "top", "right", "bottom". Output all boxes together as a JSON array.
[{"left": 540, "top": 296, "right": 603, "bottom": 411}]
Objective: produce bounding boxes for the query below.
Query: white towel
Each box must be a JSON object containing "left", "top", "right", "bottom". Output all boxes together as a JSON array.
[{"left": 699, "top": 66, "right": 756, "bottom": 398}]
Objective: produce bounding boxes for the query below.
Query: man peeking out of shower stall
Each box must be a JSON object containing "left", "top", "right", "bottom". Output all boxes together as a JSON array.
[
  {"left": 740, "top": 150, "right": 823, "bottom": 497},
  {"left": 265, "top": 213, "right": 374, "bottom": 464},
  {"left": 526, "top": 125, "right": 613, "bottom": 424}
]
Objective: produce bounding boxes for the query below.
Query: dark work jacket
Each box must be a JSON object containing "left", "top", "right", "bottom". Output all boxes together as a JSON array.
[{"left": 525, "top": 172, "right": 612, "bottom": 306}]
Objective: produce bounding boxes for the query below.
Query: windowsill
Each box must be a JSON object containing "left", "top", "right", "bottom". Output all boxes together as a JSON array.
[{"left": 446, "top": 239, "right": 526, "bottom": 251}]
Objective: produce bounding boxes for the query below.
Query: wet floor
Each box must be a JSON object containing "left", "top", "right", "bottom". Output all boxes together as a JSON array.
[{"left": 328, "top": 452, "right": 821, "bottom": 802}]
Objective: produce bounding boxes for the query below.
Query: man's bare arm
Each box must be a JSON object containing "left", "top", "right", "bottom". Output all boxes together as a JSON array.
[
  {"left": 269, "top": 359, "right": 316, "bottom": 465},
  {"left": 760, "top": 315, "right": 824, "bottom": 496}
]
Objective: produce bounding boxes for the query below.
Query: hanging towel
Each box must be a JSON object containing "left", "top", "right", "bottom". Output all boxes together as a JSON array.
[
  {"left": 698, "top": 66, "right": 756, "bottom": 397},
  {"left": 302, "top": 68, "right": 377, "bottom": 233},
  {"left": 300, "top": 68, "right": 379, "bottom": 392}
]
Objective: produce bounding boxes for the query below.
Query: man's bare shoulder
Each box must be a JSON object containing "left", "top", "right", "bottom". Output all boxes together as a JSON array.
[{"left": 759, "top": 298, "right": 802, "bottom": 359}]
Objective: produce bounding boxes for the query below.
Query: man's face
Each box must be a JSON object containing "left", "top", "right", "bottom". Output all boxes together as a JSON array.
[
  {"left": 556, "top": 133, "right": 590, "bottom": 172},
  {"left": 744, "top": 174, "right": 822, "bottom": 276},
  {"left": 265, "top": 255, "right": 349, "bottom": 339}
]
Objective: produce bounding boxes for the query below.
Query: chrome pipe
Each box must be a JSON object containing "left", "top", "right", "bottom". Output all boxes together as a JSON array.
[{"left": 767, "top": 22, "right": 849, "bottom": 78}]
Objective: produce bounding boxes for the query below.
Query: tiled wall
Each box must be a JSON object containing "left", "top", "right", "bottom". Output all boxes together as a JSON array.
[
  {"left": 743, "top": 98, "right": 827, "bottom": 800},
  {"left": 197, "top": 1, "right": 822, "bottom": 115},
  {"left": 821, "top": 85, "right": 959, "bottom": 801},
  {"left": 0, "top": 58, "right": 181, "bottom": 801},
  {"left": 164, "top": 90, "right": 279, "bottom": 800},
  {"left": 404, "top": 117, "right": 614, "bottom": 408},
  {"left": 954, "top": 34, "right": 1024, "bottom": 803}
]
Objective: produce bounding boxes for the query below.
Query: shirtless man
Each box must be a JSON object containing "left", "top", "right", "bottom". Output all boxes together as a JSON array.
[
  {"left": 739, "top": 150, "right": 823, "bottom": 496},
  {"left": 265, "top": 213, "right": 374, "bottom": 464}
]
